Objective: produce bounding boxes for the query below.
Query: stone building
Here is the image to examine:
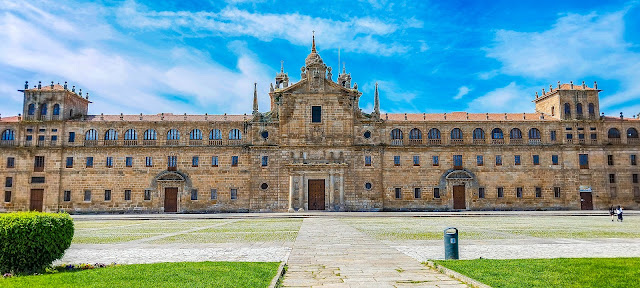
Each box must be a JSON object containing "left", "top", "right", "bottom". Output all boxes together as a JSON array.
[{"left": 1, "top": 39, "right": 639, "bottom": 213}]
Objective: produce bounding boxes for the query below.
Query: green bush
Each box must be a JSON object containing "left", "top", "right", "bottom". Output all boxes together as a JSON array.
[{"left": 0, "top": 212, "right": 74, "bottom": 274}]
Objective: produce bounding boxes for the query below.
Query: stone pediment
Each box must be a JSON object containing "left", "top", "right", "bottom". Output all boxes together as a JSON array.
[
  {"left": 445, "top": 170, "right": 474, "bottom": 180},
  {"left": 274, "top": 78, "right": 357, "bottom": 95}
]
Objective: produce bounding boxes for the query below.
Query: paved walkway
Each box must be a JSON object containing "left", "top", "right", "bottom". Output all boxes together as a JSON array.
[{"left": 282, "top": 218, "right": 466, "bottom": 288}]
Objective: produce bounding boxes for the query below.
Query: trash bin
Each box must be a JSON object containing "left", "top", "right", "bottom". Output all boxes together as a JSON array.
[{"left": 444, "top": 227, "right": 459, "bottom": 260}]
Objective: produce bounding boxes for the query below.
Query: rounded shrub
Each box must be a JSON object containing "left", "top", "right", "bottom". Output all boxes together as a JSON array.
[{"left": 0, "top": 212, "right": 74, "bottom": 274}]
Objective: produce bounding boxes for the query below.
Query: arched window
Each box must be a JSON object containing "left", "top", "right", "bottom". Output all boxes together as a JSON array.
[
  {"left": 473, "top": 128, "right": 485, "bottom": 139},
  {"left": 28, "top": 103, "right": 35, "bottom": 115},
  {"left": 85, "top": 129, "right": 98, "bottom": 140},
  {"left": 229, "top": 129, "right": 242, "bottom": 140},
  {"left": 627, "top": 128, "right": 638, "bottom": 139},
  {"left": 450, "top": 128, "right": 463, "bottom": 139},
  {"left": 409, "top": 128, "right": 422, "bottom": 140},
  {"left": 588, "top": 103, "right": 595, "bottom": 116},
  {"left": 209, "top": 129, "right": 222, "bottom": 140},
  {"left": 576, "top": 103, "right": 583, "bottom": 116},
  {"left": 390, "top": 128, "right": 403, "bottom": 140},
  {"left": 491, "top": 128, "right": 504, "bottom": 139},
  {"left": 608, "top": 128, "right": 621, "bottom": 139},
  {"left": 167, "top": 129, "right": 180, "bottom": 140},
  {"left": 144, "top": 129, "right": 157, "bottom": 140},
  {"left": 190, "top": 129, "right": 202, "bottom": 140},
  {"left": 40, "top": 103, "right": 47, "bottom": 115},
  {"left": 53, "top": 104, "right": 60, "bottom": 116},
  {"left": 509, "top": 128, "right": 522, "bottom": 139},
  {"left": 564, "top": 103, "right": 571, "bottom": 117},
  {"left": 1, "top": 129, "right": 15, "bottom": 140},
  {"left": 528, "top": 128, "right": 541, "bottom": 139},
  {"left": 104, "top": 129, "right": 118, "bottom": 140},
  {"left": 428, "top": 128, "right": 441, "bottom": 139},
  {"left": 124, "top": 129, "right": 137, "bottom": 140}
]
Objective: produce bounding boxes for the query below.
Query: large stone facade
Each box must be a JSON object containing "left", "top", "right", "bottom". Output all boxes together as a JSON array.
[{"left": 1, "top": 41, "right": 640, "bottom": 213}]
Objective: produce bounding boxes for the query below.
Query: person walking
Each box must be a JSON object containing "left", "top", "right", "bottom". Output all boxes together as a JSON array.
[
  {"left": 617, "top": 205, "right": 623, "bottom": 222},
  {"left": 609, "top": 205, "right": 616, "bottom": 221}
]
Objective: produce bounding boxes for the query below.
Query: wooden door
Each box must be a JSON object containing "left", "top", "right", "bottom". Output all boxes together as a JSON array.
[
  {"left": 164, "top": 187, "right": 178, "bottom": 212},
  {"left": 580, "top": 192, "right": 593, "bottom": 210},
  {"left": 30, "top": 189, "right": 44, "bottom": 212},
  {"left": 453, "top": 185, "right": 466, "bottom": 209},
  {"left": 308, "top": 179, "right": 325, "bottom": 210}
]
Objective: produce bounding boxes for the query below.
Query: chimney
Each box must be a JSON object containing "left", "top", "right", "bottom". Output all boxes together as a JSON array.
[
  {"left": 582, "top": 81, "right": 586, "bottom": 89},
  {"left": 38, "top": 81, "right": 41, "bottom": 89},
  {"left": 557, "top": 81, "right": 560, "bottom": 89},
  {"left": 570, "top": 81, "right": 574, "bottom": 89},
  {"left": 24, "top": 81, "right": 28, "bottom": 89},
  {"left": 51, "top": 81, "right": 54, "bottom": 89},
  {"left": 64, "top": 81, "right": 68, "bottom": 90},
  {"left": 594, "top": 81, "right": 598, "bottom": 89}
]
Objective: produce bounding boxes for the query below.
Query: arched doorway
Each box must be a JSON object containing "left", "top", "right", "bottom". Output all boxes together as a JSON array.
[
  {"left": 152, "top": 171, "right": 191, "bottom": 213},
  {"left": 442, "top": 169, "right": 477, "bottom": 210}
]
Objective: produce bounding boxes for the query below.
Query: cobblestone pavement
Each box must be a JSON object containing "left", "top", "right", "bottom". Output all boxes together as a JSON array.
[{"left": 282, "top": 218, "right": 467, "bottom": 288}]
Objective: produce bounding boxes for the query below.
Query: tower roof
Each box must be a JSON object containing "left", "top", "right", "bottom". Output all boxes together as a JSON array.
[{"left": 305, "top": 32, "right": 324, "bottom": 67}]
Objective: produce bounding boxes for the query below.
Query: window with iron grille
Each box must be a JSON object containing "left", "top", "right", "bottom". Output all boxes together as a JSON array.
[
  {"left": 63, "top": 190, "right": 71, "bottom": 202},
  {"left": 395, "top": 187, "right": 402, "bottom": 199},
  {"left": 106, "top": 157, "right": 113, "bottom": 168},
  {"left": 609, "top": 174, "right": 616, "bottom": 183},
  {"left": 478, "top": 187, "right": 485, "bottom": 198},
  {"left": 632, "top": 155, "right": 637, "bottom": 166},
  {"left": 146, "top": 157, "right": 153, "bottom": 167},
  {"left": 535, "top": 187, "right": 542, "bottom": 198},
  {"left": 34, "top": 156, "right": 45, "bottom": 172},
  {"left": 497, "top": 187, "right": 504, "bottom": 198},
  {"left": 144, "top": 189, "right": 152, "bottom": 201},
  {"left": 5, "top": 177, "right": 12, "bottom": 188},
  {"left": 84, "top": 190, "right": 91, "bottom": 202},
  {"left": 414, "top": 187, "right": 421, "bottom": 199},
  {"left": 168, "top": 156, "right": 177, "bottom": 170},
  {"left": 6, "top": 157, "right": 14, "bottom": 168},
  {"left": 230, "top": 188, "right": 238, "bottom": 200},
  {"left": 104, "top": 190, "right": 111, "bottom": 201},
  {"left": 550, "top": 130, "right": 557, "bottom": 141},
  {"left": 212, "top": 156, "right": 218, "bottom": 167},
  {"left": 210, "top": 189, "right": 217, "bottom": 200},
  {"left": 516, "top": 187, "right": 522, "bottom": 198},
  {"left": 554, "top": 187, "right": 561, "bottom": 198},
  {"left": 124, "top": 190, "right": 131, "bottom": 201},
  {"left": 608, "top": 155, "right": 614, "bottom": 166},
  {"left": 433, "top": 187, "right": 440, "bottom": 198}
]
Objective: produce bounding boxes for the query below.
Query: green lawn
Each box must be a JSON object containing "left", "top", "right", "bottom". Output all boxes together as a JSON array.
[
  {"left": 433, "top": 258, "right": 640, "bottom": 288},
  {"left": 0, "top": 262, "right": 279, "bottom": 288}
]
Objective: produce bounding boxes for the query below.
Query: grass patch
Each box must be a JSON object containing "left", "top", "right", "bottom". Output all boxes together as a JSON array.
[
  {"left": 152, "top": 219, "right": 302, "bottom": 243},
  {"left": 433, "top": 258, "right": 640, "bottom": 288},
  {"left": 1, "top": 262, "right": 279, "bottom": 288}
]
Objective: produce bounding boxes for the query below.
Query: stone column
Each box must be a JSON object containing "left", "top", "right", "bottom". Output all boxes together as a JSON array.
[
  {"left": 288, "top": 175, "right": 295, "bottom": 212},
  {"left": 329, "top": 172, "right": 335, "bottom": 209},
  {"left": 298, "top": 174, "right": 305, "bottom": 211},
  {"left": 339, "top": 171, "right": 345, "bottom": 207}
]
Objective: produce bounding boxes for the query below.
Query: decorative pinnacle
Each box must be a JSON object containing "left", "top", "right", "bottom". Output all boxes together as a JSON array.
[
  {"left": 252, "top": 82, "right": 258, "bottom": 114},
  {"left": 311, "top": 30, "right": 316, "bottom": 53},
  {"left": 280, "top": 60, "right": 284, "bottom": 73},
  {"left": 374, "top": 82, "right": 380, "bottom": 115}
]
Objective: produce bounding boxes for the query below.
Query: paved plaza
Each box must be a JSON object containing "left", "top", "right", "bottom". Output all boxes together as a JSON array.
[{"left": 60, "top": 211, "right": 640, "bottom": 287}]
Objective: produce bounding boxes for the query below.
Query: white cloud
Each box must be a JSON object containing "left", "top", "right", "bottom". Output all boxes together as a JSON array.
[
  {"left": 454, "top": 86, "right": 470, "bottom": 100},
  {"left": 467, "top": 82, "right": 534, "bottom": 113}
]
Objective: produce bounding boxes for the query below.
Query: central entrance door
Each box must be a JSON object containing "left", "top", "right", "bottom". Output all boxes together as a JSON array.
[
  {"left": 308, "top": 179, "right": 325, "bottom": 210},
  {"left": 580, "top": 192, "right": 593, "bottom": 210},
  {"left": 453, "top": 185, "right": 466, "bottom": 210},
  {"left": 30, "top": 189, "right": 44, "bottom": 212},
  {"left": 164, "top": 187, "right": 178, "bottom": 212}
]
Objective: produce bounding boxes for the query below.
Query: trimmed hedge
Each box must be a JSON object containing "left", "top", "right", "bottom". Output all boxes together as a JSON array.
[{"left": 0, "top": 212, "right": 74, "bottom": 274}]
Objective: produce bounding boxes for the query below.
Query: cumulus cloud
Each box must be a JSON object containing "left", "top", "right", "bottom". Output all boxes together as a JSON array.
[
  {"left": 467, "top": 82, "right": 533, "bottom": 113},
  {"left": 453, "top": 86, "right": 470, "bottom": 100}
]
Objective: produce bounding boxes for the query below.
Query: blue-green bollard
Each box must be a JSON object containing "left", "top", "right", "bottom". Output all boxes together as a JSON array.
[{"left": 444, "top": 227, "right": 459, "bottom": 260}]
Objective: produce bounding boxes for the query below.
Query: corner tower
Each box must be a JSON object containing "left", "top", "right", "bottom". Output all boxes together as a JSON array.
[
  {"left": 533, "top": 81, "right": 600, "bottom": 120},
  {"left": 20, "top": 81, "right": 91, "bottom": 121}
]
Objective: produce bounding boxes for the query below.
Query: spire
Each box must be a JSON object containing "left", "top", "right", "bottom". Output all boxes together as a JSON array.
[
  {"left": 373, "top": 82, "right": 380, "bottom": 116},
  {"left": 311, "top": 31, "right": 316, "bottom": 53},
  {"left": 252, "top": 82, "right": 258, "bottom": 115}
]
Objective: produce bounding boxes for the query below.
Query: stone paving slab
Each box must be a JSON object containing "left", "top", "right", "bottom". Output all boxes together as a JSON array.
[{"left": 282, "top": 218, "right": 467, "bottom": 288}]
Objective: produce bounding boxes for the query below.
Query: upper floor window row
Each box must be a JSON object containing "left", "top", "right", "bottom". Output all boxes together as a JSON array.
[
  {"left": 82, "top": 128, "right": 243, "bottom": 141},
  {"left": 390, "top": 127, "right": 543, "bottom": 141},
  {"left": 26, "top": 103, "right": 61, "bottom": 116}
]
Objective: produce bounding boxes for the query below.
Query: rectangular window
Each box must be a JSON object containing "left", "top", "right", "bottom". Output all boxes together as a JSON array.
[
  {"left": 395, "top": 187, "right": 402, "bottom": 199},
  {"left": 552, "top": 155, "right": 559, "bottom": 165},
  {"left": 230, "top": 188, "right": 238, "bottom": 200},
  {"left": 453, "top": 155, "right": 463, "bottom": 169},
  {"left": 566, "top": 134, "right": 573, "bottom": 140},
  {"left": 633, "top": 174, "right": 638, "bottom": 184},
  {"left": 34, "top": 156, "right": 45, "bottom": 172},
  {"left": 86, "top": 157, "right": 93, "bottom": 168},
  {"left": 478, "top": 187, "right": 485, "bottom": 199},
  {"left": 413, "top": 156, "right": 420, "bottom": 166},
  {"left": 190, "top": 189, "right": 198, "bottom": 200},
  {"left": 5, "top": 177, "right": 12, "bottom": 188},
  {"left": 210, "top": 189, "right": 217, "bottom": 200},
  {"left": 311, "top": 106, "right": 322, "bottom": 123},
  {"left": 144, "top": 189, "right": 151, "bottom": 201},
  {"left": 26, "top": 135, "right": 32, "bottom": 141},
  {"left": 124, "top": 189, "right": 131, "bottom": 201},
  {"left": 192, "top": 156, "right": 199, "bottom": 167},
  {"left": 261, "top": 156, "right": 268, "bottom": 167},
  {"left": 7, "top": 157, "right": 15, "bottom": 168},
  {"left": 211, "top": 156, "right": 219, "bottom": 167},
  {"left": 533, "top": 155, "right": 540, "bottom": 165},
  {"left": 104, "top": 190, "right": 111, "bottom": 201},
  {"left": 146, "top": 157, "right": 153, "bottom": 167},
  {"left": 516, "top": 187, "right": 523, "bottom": 198},
  {"left": 51, "top": 135, "right": 58, "bottom": 142},
  {"left": 579, "top": 154, "right": 589, "bottom": 169},
  {"left": 578, "top": 133, "right": 585, "bottom": 140},
  {"left": 514, "top": 155, "right": 521, "bottom": 165},
  {"left": 68, "top": 132, "right": 75, "bottom": 143},
  {"left": 550, "top": 130, "right": 557, "bottom": 141},
  {"left": 535, "top": 187, "right": 542, "bottom": 198},
  {"left": 497, "top": 187, "right": 504, "bottom": 198},
  {"left": 554, "top": 187, "right": 561, "bottom": 198},
  {"left": 608, "top": 155, "right": 614, "bottom": 166},
  {"left": 4, "top": 191, "right": 10, "bottom": 203},
  {"left": 364, "top": 155, "right": 372, "bottom": 166},
  {"left": 106, "top": 157, "right": 113, "bottom": 168},
  {"left": 414, "top": 187, "right": 421, "bottom": 199},
  {"left": 476, "top": 155, "right": 483, "bottom": 166},
  {"left": 432, "top": 156, "right": 439, "bottom": 166},
  {"left": 394, "top": 156, "right": 400, "bottom": 166},
  {"left": 84, "top": 190, "right": 91, "bottom": 202},
  {"left": 632, "top": 155, "right": 637, "bottom": 166},
  {"left": 610, "top": 187, "right": 617, "bottom": 198},
  {"left": 63, "top": 190, "right": 71, "bottom": 202},
  {"left": 65, "top": 157, "right": 73, "bottom": 168},
  {"left": 433, "top": 187, "right": 440, "bottom": 198},
  {"left": 495, "top": 155, "right": 502, "bottom": 166},
  {"left": 231, "top": 156, "right": 238, "bottom": 167},
  {"left": 126, "top": 157, "right": 133, "bottom": 167},
  {"left": 31, "top": 177, "right": 45, "bottom": 183},
  {"left": 609, "top": 174, "right": 616, "bottom": 184},
  {"left": 168, "top": 156, "right": 177, "bottom": 170},
  {"left": 591, "top": 133, "right": 597, "bottom": 140}
]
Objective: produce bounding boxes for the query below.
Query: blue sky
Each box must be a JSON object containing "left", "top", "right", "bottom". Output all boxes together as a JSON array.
[{"left": 1, "top": 0, "right": 640, "bottom": 117}]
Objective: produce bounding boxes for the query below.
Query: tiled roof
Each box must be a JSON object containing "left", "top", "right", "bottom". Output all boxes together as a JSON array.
[
  {"left": 384, "top": 112, "right": 553, "bottom": 122},
  {"left": 80, "top": 113, "right": 249, "bottom": 122},
  {"left": 0, "top": 116, "right": 20, "bottom": 123},
  {"left": 24, "top": 84, "right": 66, "bottom": 91}
]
